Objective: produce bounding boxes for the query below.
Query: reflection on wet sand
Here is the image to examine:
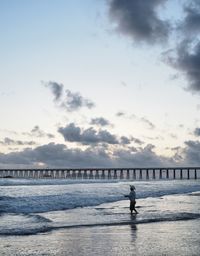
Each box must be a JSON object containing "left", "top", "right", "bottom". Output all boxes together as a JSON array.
[{"left": 129, "top": 213, "right": 137, "bottom": 242}]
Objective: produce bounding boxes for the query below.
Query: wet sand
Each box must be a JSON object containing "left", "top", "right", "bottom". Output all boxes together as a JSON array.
[{"left": 1, "top": 219, "right": 200, "bottom": 256}]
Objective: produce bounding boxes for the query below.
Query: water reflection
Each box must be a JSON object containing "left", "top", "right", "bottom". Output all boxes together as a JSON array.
[{"left": 129, "top": 213, "right": 137, "bottom": 242}]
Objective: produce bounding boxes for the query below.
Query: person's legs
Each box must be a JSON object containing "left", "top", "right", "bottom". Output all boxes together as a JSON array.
[
  {"left": 130, "top": 201, "right": 133, "bottom": 214},
  {"left": 133, "top": 201, "right": 138, "bottom": 214},
  {"left": 130, "top": 201, "right": 134, "bottom": 214}
]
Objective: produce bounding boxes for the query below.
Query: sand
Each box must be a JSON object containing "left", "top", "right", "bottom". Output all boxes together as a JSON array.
[{"left": 0, "top": 219, "right": 200, "bottom": 256}]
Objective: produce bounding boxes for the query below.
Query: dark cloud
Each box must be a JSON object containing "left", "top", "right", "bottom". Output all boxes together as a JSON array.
[
  {"left": 131, "top": 137, "right": 144, "bottom": 145},
  {"left": 45, "top": 81, "right": 63, "bottom": 101},
  {"left": 90, "top": 117, "right": 111, "bottom": 127},
  {"left": 0, "top": 137, "right": 36, "bottom": 146},
  {"left": 120, "top": 136, "right": 143, "bottom": 145},
  {"left": 58, "top": 123, "right": 119, "bottom": 145},
  {"left": 58, "top": 123, "right": 81, "bottom": 142},
  {"left": 2, "top": 139, "right": 200, "bottom": 168},
  {"left": 168, "top": 139, "right": 200, "bottom": 165},
  {"left": 183, "top": 140, "right": 200, "bottom": 165},
  {"left": 120, "top": 136, "right": 131, "bottom": 144},
  {"left": 45, "top": 81, "right": 95, "bottom": 112},
  {"left": 164, "top": 40, "right": 200, "bottom": 93},
  {"left": 176, "top": 41, "right": 200, "bottom": 93},
  {"left": 160, "top": 1, "right": 200, "bottom": 94},
  {"left": 113, "top": 144, "right": 173, "bottom": 167},
  {"left": 31, "top": 126, "right": 55, "bottom": 139},
  {"left": 61, "top": 89, "right": 95, "bottom": 112},
  {"left": 108, "top": 0, "right": 170, "bottom": 44},
  {"left": 194, "top": 127, "right": 200, "bottom": 136},
  {"left": 0, "top": 143, "right": 113, "bottom": 168},
  {"left": 181, "top": 1, "right": 200, "bottom": 35},
  {"left": 0, "top": 142, "right": 175, "bottom": 168},
  {"left": 168, "top": 146, "right": 184, "bottom": 162},
  {"left": 170, "top": 146, "right": 182, "bottom": 151}
]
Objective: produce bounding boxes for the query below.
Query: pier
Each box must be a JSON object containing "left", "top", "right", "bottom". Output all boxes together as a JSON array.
[{"left": 0, "top": 167, "right": 200, "bottom": 180}]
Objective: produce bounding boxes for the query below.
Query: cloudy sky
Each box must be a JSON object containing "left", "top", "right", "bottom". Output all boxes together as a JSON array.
[{"left": 1, "top": 0, "right": 200, "bottom": 168}]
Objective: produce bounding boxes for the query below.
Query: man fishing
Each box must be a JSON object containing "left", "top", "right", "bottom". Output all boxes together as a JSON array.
[{"left": 124, "top": 185, "right": 138, "bottom": 214}]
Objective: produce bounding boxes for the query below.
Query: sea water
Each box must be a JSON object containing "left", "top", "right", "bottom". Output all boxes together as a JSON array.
[
  {"left": 1, "top": 179, "right": 200, "bottom": 256},
  {"left": 0, "top": 179, "right": 200, "bottom": 236}
]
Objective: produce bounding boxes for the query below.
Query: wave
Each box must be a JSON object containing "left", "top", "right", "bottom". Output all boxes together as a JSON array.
[
  {"left": 1, "top": 212, "right": 200, "bottom": 236},
  {"left": 0, "top": 194, "right": 121, "bottom": 214},
  {"left": 0, "top": 213, "right": 52, "bottom": 236},
  {"left": 0, "top": 225, "right": 52, "bottom": 236},
  {"left": 1, "top": 182, "right": 200, "bottom": 214},
  {"left": 53, "top": 212, "right": 200, "bottom": 228},
  {"left": 188, "top": 192, "right": 200, "bottom": 196},
  {"left": 0, "top": 179, "right": 117, "bottom": 186}
]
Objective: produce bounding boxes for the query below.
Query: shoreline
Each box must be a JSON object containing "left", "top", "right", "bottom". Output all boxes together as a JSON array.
[
  {"left": 1, "top": 219, "right": 200, "bottom": 256},
  {"left": 1, "top": 180, "right": 200, "bottom": 255}
]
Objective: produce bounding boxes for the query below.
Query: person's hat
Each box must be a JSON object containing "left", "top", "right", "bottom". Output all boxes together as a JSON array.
[{"left": 130, "top": 185, "right": 135, "bottom": 190}]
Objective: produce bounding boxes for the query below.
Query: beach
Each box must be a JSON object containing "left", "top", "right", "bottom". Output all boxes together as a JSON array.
[
  {"left": 1, "top": 219, "right": 199, "bottom": 256},
  {"left": 0, "top": 179, "right": 200, "bottom": 255}
]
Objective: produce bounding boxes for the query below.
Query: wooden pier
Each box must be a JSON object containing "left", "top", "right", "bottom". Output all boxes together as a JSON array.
[{"left": 0, "top": 167, "right": 200, "bottom": 180}]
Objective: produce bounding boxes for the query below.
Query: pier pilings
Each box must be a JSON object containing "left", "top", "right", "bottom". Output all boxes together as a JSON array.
[{"left": 0, "top": 167, "right": 199, "bottom": 180}]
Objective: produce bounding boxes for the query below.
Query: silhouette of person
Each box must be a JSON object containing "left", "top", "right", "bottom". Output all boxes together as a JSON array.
[{"left": 124, "top": 185, "right": 138, "bottom": 214}]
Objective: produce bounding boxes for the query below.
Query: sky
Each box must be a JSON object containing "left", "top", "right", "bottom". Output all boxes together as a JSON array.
[{"left": 1, "top": 0, "right": 200, "bottom": 168}]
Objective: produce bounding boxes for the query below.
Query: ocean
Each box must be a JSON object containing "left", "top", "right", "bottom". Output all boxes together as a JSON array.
[{"left": 0, "top": 178, "right": 200, "bottom": 255}]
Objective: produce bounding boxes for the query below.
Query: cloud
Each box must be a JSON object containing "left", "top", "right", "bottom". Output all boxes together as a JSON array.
[
  {"left": 131, "top": 137, "right": 144, "bottom": 145},
  {"left": 108, "top": 0, "right": 170, "bottom": 44},
  {"left": 176, "top": 41, "right": 200, "bottom": 93},
  {"left": 180, "top": 1, "right": 200, "bottom": 35},
  {"left": 116, "top": 112, "right": 155, "bottom": 129},
  {"left": 119, "top": 136, "right": 143, "bottom": 145},
  {"left": 58, "top": 123, "right": 119, "bottom": 145},
  {"left": 23, "top": 126, "right": 55, "bottom": 139},
  {"left": 0, "top": 137, "right": 36, "bottom": 146},
  {"left": 160, "top": 1, "right": 200, "bottom": 94},
  {"left": 120, "top": 136, "right": 131, "bottom": 145},
  {"left": 31, "top": 126, "right": 55, "bottom": 139},
  {"left": 113, "top": 144, "right": 173, "bottom": 167},
  {"left": 61, "top": 89, "right": 95, "bottom": 111},
  {"left": 2, "top": 138, "right": 200, "bottom": 168},
  {"left": 0, "top": 142, "right": 175, "bottom": 168},
  {"left": 116, "top": 111, "right": 126, "bottom": 117},
  {"left": 90, "top": 117, "right": 111, "bottom": 127},
  {"left": 168, "top": 139, "right": 200, "bottom": 165},
  {"left": 183, "top": 140, "right": 200, "bottom": 165},
  {"left": 106, "top": 0, "right": 200, "bottom": 96},
  {"left": 164, "top": 40, "right": 200, "bottom": 93},
  {"left": 45, "top": 81, "right": 95, "bottom": 112},
  {"left": 45, "top": 81, "right": 63, "bottom": 101},
  {"left": 0, "top": 143, "right": 113, "bottom": 168},
  {"left": 194, "top": 127, "right": 200, "bottom": 136},
  {"left": 141, "top": 117, "right": 155, "bottom": 129}
]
